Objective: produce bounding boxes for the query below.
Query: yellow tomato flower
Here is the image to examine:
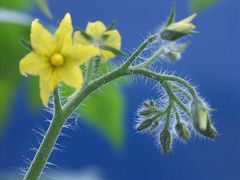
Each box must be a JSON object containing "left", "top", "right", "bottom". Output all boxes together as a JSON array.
[
  {"left": 166, "top": 13, "right": 197, "bottom": 34},
  {"left": 19, "top": 13, "right": 99, "bottom": 106},
  {"left": 74, "top": 21, "right": 121, "bottom": 63}
]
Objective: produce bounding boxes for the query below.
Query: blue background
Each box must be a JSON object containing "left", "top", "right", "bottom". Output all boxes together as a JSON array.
[{"left": 1, "top": 0, "right": 240, "bottom": 179}]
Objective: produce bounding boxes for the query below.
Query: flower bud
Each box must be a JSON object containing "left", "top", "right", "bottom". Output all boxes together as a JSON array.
[
  {"left": 136, "top": 119, "right": 153, "bottom": 131},
  {"left": 175, "top": 122, "right": 190, "bottom": 141},
  {"left": 161, "top": 14, "right": 197, "bottom": 41},
  {"left": 162, "top": 43, "right": 189, "bottom": 62},
  {"left": 191, "top": 98, "right": 208, "bottom": 131},
  {"left": 160, "top": 130, "right": 172, "bottom": 155},
  {"left": 191, "top": 98, "right": 218, "bottom": 139},
  {"left": 200, "top": 116, "right": 218, "bottom": 139}
]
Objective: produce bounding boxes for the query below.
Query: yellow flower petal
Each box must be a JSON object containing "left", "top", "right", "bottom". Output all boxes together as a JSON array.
[
  {"left": 31, "top": 19, "right": 55, "bottom": 57},
  {"left": 73, "top": 31, "right": 90, "bottom": 45},
  {"left": 99, "top": 30, "right": 121, "bottom": 62},
  {"left": 55, "top": 13, "right": 73, "bottom": 53},
  {"left": 180, "top": 13, "right": 197, "bottom": 24},
  {"left": 61, "top": 65, "right": 83, "bottom": 90},
  {"left": 19, "top": 52, "right": 50, "bottom": 76},
  {"left": 40, "top": 77, "right": 52, "bottom": 106},
  {"left": 167, "top": 23, "right": 195, "bottom": 33},
  {"left": 100, "top": 50, "right": 115, "bottom": 63},
  {"left": 86, "top": 21, "right": 106, "bottom": 38},
  {"left": 63, "top": 44, "right": 99, "bottom": 65},
  {"left": 104, "top": 30, "right": 121, "bottom": 49}
]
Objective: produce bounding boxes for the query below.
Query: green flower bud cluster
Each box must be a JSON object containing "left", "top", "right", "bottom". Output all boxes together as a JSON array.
[{"left": 135, "top": 82, "right": 218, "bottom": 155}]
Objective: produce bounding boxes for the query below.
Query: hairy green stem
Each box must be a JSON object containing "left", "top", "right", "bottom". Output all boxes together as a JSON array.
[
  {"left": 24, "top": 63, "right": 196, "bottom": 179},
  {"left": 53, "top": 88, "right": 62, "bottom": 113},
  {"left": 84, "top": 57, "right": 101, "bottom": 85},
  {"left": 171, "top": 82, "right": 192, "bottom": 101},
  {"left": 121, "top": 34, "right": 158, "bottom": 69},
  {"left": 24, "top": 112, "right": 67, "bottom": 180},
  {"left": 164, "top": 82, "right": 191, "bottom": 117},
  {"left": 133, "top": 46, "right": 165, "bottom": 69}
]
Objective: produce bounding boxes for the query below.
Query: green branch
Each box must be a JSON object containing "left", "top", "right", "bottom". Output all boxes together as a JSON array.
[{"left": 24, "top": 60, "right": 197, "bottom": 180}]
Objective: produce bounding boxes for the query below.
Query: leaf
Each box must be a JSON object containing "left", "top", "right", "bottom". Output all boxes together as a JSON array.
[
  {"left": 0, "top": 0, "right": 31, "bottom": 10},
  {"left": 79, "top": 83, "right": 125, "bottom": 149},
  {"left": 28, "top": 77, "right": 42, "bottom": 110},
  {"left": 0, "top": 80, "right": 14, "bottom": 134},
  {"left": 0, "top": 22, "right": 29, "bottom": 134},
  {"left": 190, "top": 0, "right": 218, "bottom": 12},
  {"left": 61, "top": 64, "right": 127, "bottom": 149},
  {"left": 35, "top": 0, "right": 53, "bottom": 19}
]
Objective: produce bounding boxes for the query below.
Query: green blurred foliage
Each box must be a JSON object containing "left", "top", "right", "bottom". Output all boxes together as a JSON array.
[
  {"left": 79, "top": 82, "right": 125, "bottom": 149},
  {"left": 190, "top": 0, "right": 218, "bottom": 12},
  {"left": 0, "top": 0, "right": 30, "bottom": 10},
  {"left": 0, "top": 23, "right": 30, "bottom": 133},
  {"left": 61, "top": 64, "right": 126, "bottom": 149}
]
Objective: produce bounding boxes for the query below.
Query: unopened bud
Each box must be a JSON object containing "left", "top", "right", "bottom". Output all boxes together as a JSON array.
[
  {"left": 191, "top": 98, "right": 218, "bottom": 139},
  {"left": 136, "top": 119, "right": 153, "bottom": 131},
  {"left": 200, "top": 116, "right": 218, "bottom": 139},
  {"left": 161, "top": 14, "right": 197, "bottom": 41},
  {"left": 191, "top": 98, "right": 208, "bottom": 131},
  {"left": 175, "top": 122, "right": 190, "bottom": 141},
  {"left": 160, "top": 130, "right": 172, "bottom": 155}
]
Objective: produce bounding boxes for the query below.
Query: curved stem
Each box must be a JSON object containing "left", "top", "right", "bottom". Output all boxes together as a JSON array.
[
  {"left": 171, "top": 82, "right": 192, "bottom": 101},
  {"left": 128, "top": 68, "right": 198, "bottom": 98},
  {"left": 164, "top": 82, "right": 191, "bottom": 117},
  {"left": 133, "top": 46, "right": 164, "bottom": 69},
  {"left": 53, "top": 88, "right": 62, "bottom": 114},
  {"left": 121, "top": 34, "right": 158, "bottom": 69},
  {"left": 84, "top": 57, "right": 101, "bottom": 85},
  {"left": 24, "top": 66, "right": 196, "bottom": 179}
]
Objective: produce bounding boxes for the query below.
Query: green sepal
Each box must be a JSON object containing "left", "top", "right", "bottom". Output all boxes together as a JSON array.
[
  {"left": 105, "top": 22, "right": 115, "bottom": 31},
  {"left": 166, "top": 2, "right": 176, "bottom": 26},
  {"left": 20, "top": 37, "right": 32, "bottom": 51},
  {"left": 161, "top": 29, "right": 187, "bottom": 41},
  {"left": 101, "top": 34, "right": 110, "bottom": 41},
  {"left": 100, "top": 45, "right": 127, "bottom": 56},
  {"left": 76, "top": 28, "right": 93, "bottom": 41}
]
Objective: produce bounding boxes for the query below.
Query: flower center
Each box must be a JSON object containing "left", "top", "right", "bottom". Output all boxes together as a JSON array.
[{"left": 51, "top": 53, "right": 64, "bottom": 66}]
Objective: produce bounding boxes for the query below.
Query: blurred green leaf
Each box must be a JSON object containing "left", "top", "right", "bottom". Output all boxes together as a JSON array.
[
  {"left": 0, "top": 0, "right": 31, "bottom": 10},
  {"left": 190, "top": 0, "right": 218, "bottom": 12},
  {"left": 0, "top": 80, "right": 14, "bottom": 133},
  {"left": 28, "top": 77, "right": 42, "bottom": 110},
  {"left": 0, "top": 23, "right": 30, "bottom": 133},
  {"left": 79, "top": 83, "right": 125, "bottom": 149},
  {"left": 61, "top": 64, "right": 126, "bottom": 149},
  {"left": 35, "top": 0, "right": 53, "bottom": 19}
]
